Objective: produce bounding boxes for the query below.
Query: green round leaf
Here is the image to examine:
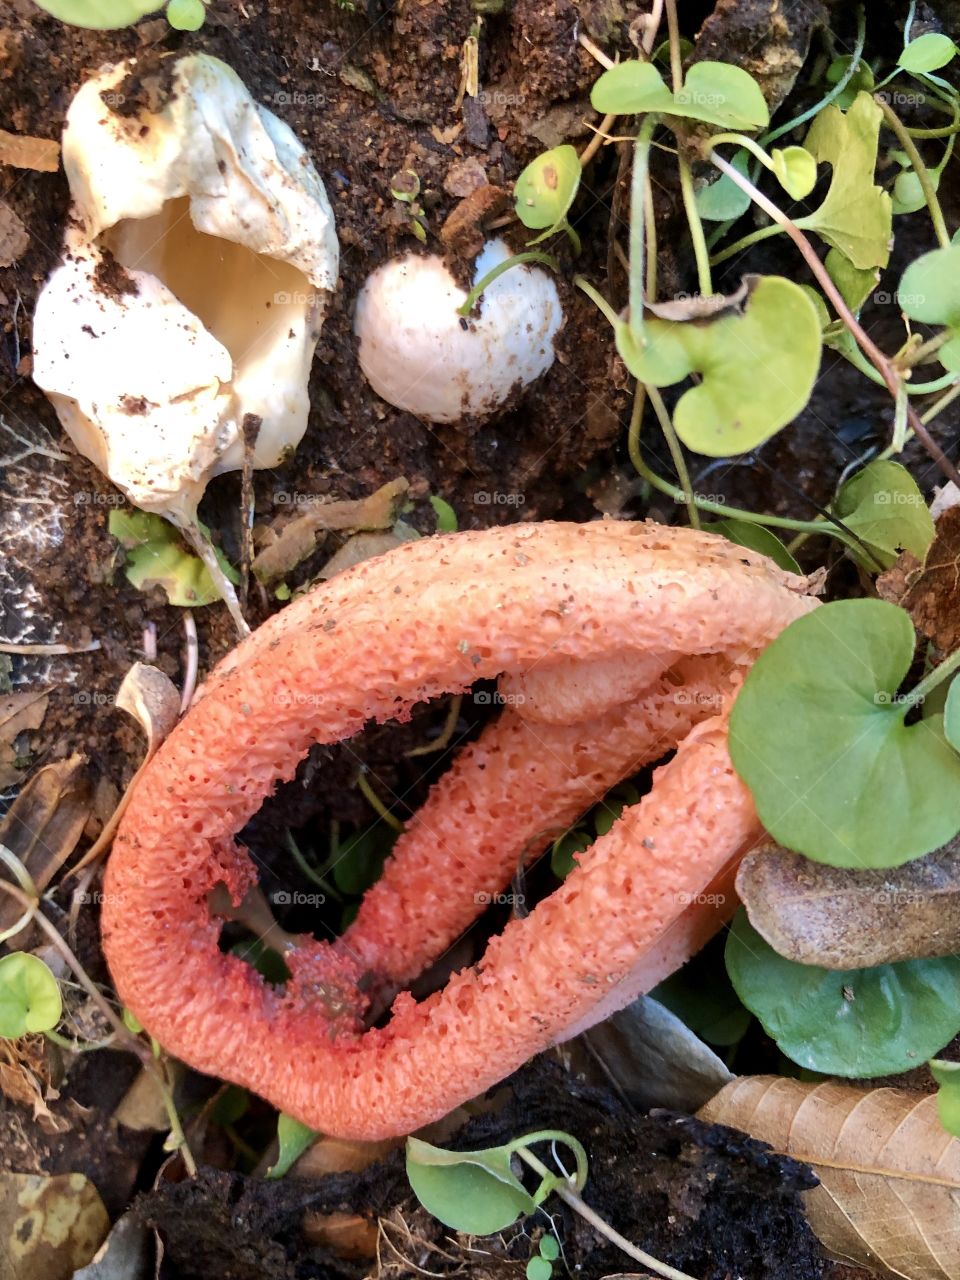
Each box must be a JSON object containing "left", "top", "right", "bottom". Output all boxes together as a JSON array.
[
  {"left": 825, "top": 56, "right": 875, "bottom": 109},
  {"left": 695, "top": 149, "right": 752, "bottom": 222},
  {"left": 702, "top": 519, "right": 801, "bottom": 574},
  {"left": 539, "top": 1235, "right": 560, "bottom": 1261},
  {"left": 893, "top": 167, "right": 937, "bottom": 216},
  {"left": 940, "top": 334, "right": 960, "bottom": 372},
  {"left": 551, "top": 829, "right": 591, "bottom": 880},
  {"left": 590, "top": 60, "right": 673, "bottom": 115},
  {"left": 726, "top": 910, "right": 960, "bottom": 1076},
  {"left": 590, "top": 60, "right": 768, "bottom": 130},
  {"left": 166, "top": 0, "right": 205, "bottom": 29},
  {"left": 834, "top": 459, "right": 935, "bottom": 569},
  {"left": 899, "top": 245, "right": 960, "bottom": 329},
  {"left": 514, "top": 145, "right": 581, "bottom": 233},
  {"left": 899, "top": 32, "right": 959, "bottom": 73},
  {"left": 771, "top": 146, "right": 817, "bottom": 200},
  {"left": 729, "top": 599, "right": 960, "bottom": 868},
  {"left": 32, "top": 0, "right": 159, "bottom": 26},
  {"left": 930, "top": 1059, "right": 960, "bottom": 1136},
  {"left": 670, "top": 277, "right": 822, "bottom": 457},
  {"left": 333, "top": 825, "right": 395, "bottom": 896},
  {"left": 615, "top": 319, "right": 694, "bottom": 388},
  {"left": 675, "top": 62, "right": 770, "bottom": 130},
  {"left": 429, "top": 495, "right": 458, "bottom": 533},
  {"left": 406, "top": 1137, "right": 536, "bottom": 1234},
  {"left": 527, "top": 1258, "right": 552, "bottom": 1280},
  {"left": 0, "top": 952, "right": 62, "bottom": 1038}
]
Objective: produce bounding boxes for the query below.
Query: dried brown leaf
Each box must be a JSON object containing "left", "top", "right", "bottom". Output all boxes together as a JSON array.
[
  {"left": 317, "top": 529, "right": 416, "bottom": 580},
  {"left": 303, "top": 1211, "right": 379, "bottom": 1259},
  {"left": 116, "top": 663, "right": 179, "bottom": 757},
  {"left": 0, "top": 690, "right": 49, "bottom": 787},
  {"left": 736, "top": 840, "right": 960, "bottom": 968},
  {"left": 0, "top": 754, "right": 91, "bottom": 938},
  {"left": 700, "top": 1076, "right": 960, "bottom": 1280},
  {"left": 0, "top": 202, "right": 28, "bottom": 267},
  {"left": 878, "top": 506, "right": 960, "bottom": 653},
  {"left": 252, "top": 477, "right": 410, "bottom": 583},
  {"left": 0, "top": 127, "right": 60, "bottom": 172}
]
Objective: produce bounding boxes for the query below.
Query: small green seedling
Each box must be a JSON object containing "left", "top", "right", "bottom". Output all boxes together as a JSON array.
[
  {"left": 390, "top": 169, "right": 429, "bottom": 244},
  {"left": 726, "top": 911, "right": 960, "bottom": 1076},
  {"left": 33, "top": 0, "right": 206, "bottom": 29},
  {"left": 428, "top": 494, "right": 458, "bottom": 533},
  {"left": 109, "top": 510, "right": 239, "bottom": 608},
  {"left": 266, "top": 1113, "right": 319, "bottom": 1179},
  {"left": 729, "top": 599, "right": 960, "bottom": 868},
  {"left": 0, "top": 952, "right": 62, "bottom": 1039},
  {"left": 930, "top": 1059, "right": 960, "bottom": 1136},
  {"left": 514, "top": 145, "right": 582, "bottom": 250},
  {"left": 616, "top": 276, "right": 823, "bottom": 456},
  {"left": 406, "top": 1130, "right": 587, "bottom": 1234},
  {"left": 898, "top": 32, "right": 959, "bottom": 74},
  {"left": 591, "top": 60, "right": 769, "bottom": 131},
  {"left": 527, "top": 1234, "right": 561, "bottom": 1280}
]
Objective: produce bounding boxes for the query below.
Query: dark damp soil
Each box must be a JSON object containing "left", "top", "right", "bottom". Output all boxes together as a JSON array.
[{"left": 0, "top": 0, "right": 955, "bottom": 1276}]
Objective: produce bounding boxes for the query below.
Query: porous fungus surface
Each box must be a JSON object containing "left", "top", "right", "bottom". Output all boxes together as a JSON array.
[{"left": 103, "top": 521, "right": 816, "bottom": 1139}]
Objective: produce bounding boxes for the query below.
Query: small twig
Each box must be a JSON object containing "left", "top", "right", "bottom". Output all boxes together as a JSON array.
[
  {"left": 578, "top": 31, "right": 615, "bottom": 70},
  {"left": 180, "top": 611, "right": 199, "bottom": 714},
  {"left": 405, "top": 693, "right": 463, "bottom": 758},
  {"left": 239, "top": 413, "right": 262, "bottom": 615},
  {"left": 663, "top": 0, "right": 683, "bottom": 93},
  {"left": 579, "top": 112, "right": 618, "bottom": 166},
  {"left": 142, "top": 622, "right": 157, "bottom": 663},
  {"left": 0, "top": 639, "right": 100, "bottom": 655}
]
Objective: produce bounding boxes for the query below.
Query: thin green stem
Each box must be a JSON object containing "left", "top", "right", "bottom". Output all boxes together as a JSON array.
[
  {"left": 910, "top": 643, "right": 960, "bottom": 705},
  {"left": 516, "top": 1147, "right": 697, "bottom": 1280},
  {"left": 663, "top": 0, "right": 683, "bottom": 92},
  {"left": 46, "top": 1028, "right": 117, "bottom": 1053},
  {"left": 709, "top": 147, "right": 960, "bottom": 487},
  {"left": 678, "top": 154, "right": 713, "bottom": 297},
  {"left": 574, "top": 276, "right": 620, "bottom": 328},
  {"left": 508, "top": 1131, "right": 589, "bottom": 1191},
  {"left": 876, "top": 378, "right": 960, "bottom": 461},
  {"left": 709, "top": 220, "right": 785, "bottom": 266},
  {"left": 710, "top": 131, "right": 775, "bottom": 170},
  {"left": 905, "top": 330, "right": 954, "bottom": 367},
  {"left": 646, "top": 386, "right": 700, "bottom": 529},
  {"left": 356, "top": 770, "right": 405, "bottom": 833},
  {"left": 876, "top": 96, "right": 951, "bottom": 247},
  {"left": 629, "top": 114, "right": 658, "bottom": 345},
  {"left": 839, "top": 337, "right": 958, "bottom": 394},
  {"left": 284, "top": 831, "right": 343, "bottom": 902},
  {"left": 457, "top": 252, "right": 559, "bottom": 317},
  {"left": 762, "top": 5, "right": 867, "bottom": 146}
]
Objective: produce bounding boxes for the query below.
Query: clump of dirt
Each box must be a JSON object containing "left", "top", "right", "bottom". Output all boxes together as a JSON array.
[{"left": 134, "top": 1062, "right": 824, "bottom": 1280}]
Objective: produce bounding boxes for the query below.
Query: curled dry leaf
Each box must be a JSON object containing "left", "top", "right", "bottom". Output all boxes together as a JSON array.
[
  {"left": 0, "top": 754, "right": 91, "bottom": 940},
  {"left": 736, "top": 840, "right": 960, "bottom": 968},
  {"left": 0, "top": 202, "right": 29, "bottom": 268},
  {"left": 0, "top": 127, "right": 60, "bottom": 172},
  {"left": 252, "top": 477, "right": 410, "bottom": 583},
  {"left": 878, "top": 506, "right": 960, "bottom": 654},
  {"left": 317, "top": 528, "right": 419, "bottom": 580},
  {"left": 700, "top": 1076, "right": 960, "bottom": 1280},
  {"left": 116, "top": 663, "right": 180, "bottom": 758},
  {"left": 560, "top": 995, "right": 734, "bottom": 1112},
  {"left": 0, "top": 689, "right": 49, "bottom": 788}
]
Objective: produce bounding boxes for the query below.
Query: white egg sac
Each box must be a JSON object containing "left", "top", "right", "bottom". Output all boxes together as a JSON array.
[
  {"left": 354, "top": 238, "right": 563, "bottom": 424},
  {"left": 32, "top": 54, "right": 339, "bottom": 524}
]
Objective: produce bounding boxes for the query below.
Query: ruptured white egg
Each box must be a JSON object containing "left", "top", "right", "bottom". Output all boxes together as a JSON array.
[{"left": 354, "top": 238, "right": 563, "bottom": 423}]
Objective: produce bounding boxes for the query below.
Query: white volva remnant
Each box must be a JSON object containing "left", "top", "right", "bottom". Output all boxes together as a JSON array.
[
  {"left": 354, "top": 238, "right": 563, "bottom": 423},
  {"left": 33, "top": 53, "right": 339, "bottom": 527}
]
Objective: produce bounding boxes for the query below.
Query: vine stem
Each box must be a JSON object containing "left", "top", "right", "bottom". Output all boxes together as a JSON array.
[
  {"left": 876, "top": 96, "right": 951, "bottom": 248},
  {"left": 910, "top": 641, "right": 960, "bottom": 704},
  {"left": 663, "top": 0, "right": 683, "bottom": 93},
  {"left": 708, "top": 148, "right": 960, "bottom": 488},
  {"left": 678, "top": 155, "right": 713, "bottom": 297},
  {"left": 515, "top": 1147, "right": 698, "bottom": 1280},
  {"left": 646, "top": 386, "right": 700, "bottom": 529},
  {"left": 629, "top": 115, "right": 659, "bottom": 344},
  {"left": 876, "top": 378, "right": 960, "bottom": 462},
  {"left": 457, "top": 252, "right": 559, "bottom": 317},
  {"left": 0, "top": 876, "right": 198, "bottom": 1176}
]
